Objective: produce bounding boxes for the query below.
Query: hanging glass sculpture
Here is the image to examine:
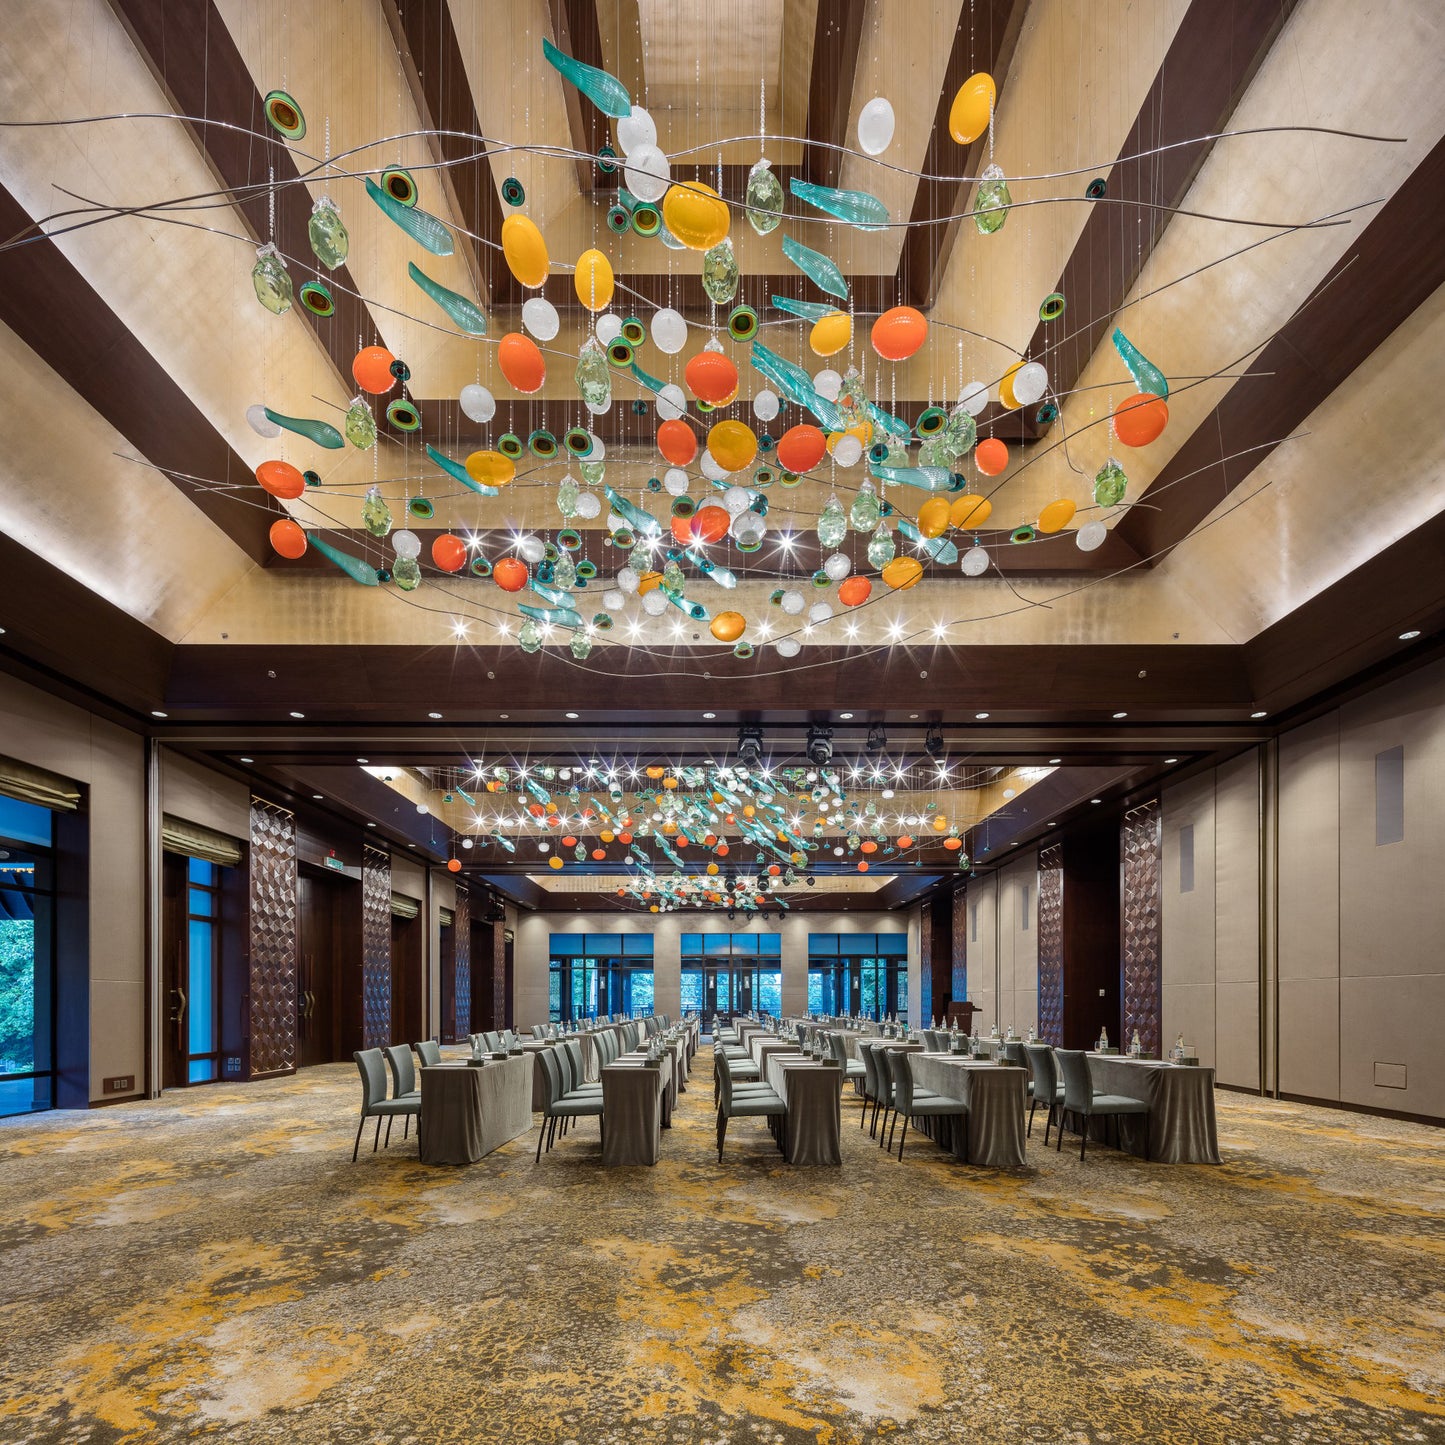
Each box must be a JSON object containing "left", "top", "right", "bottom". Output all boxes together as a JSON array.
[
  {"left": 570, "top": 633, "right": 593, "bottom": 660},
  {"left": 263, "top": 408, "right": 343, "bottom": 449},
  {"left": 701, "top": 238, "right": 740, "bottom": 304},
  {"left": 867, "top": 522, "right": 896, "bottom": 569},
  {"left": 789, "top": 178, "right": 889, "bottom": 231},
  {"left": 849, "top": 479, "right": 882, "bottom": 531},
  {"left": 770, "top": 295, "right": 838, "bottom": 321},
  {"left": 575, "top": 337, "right": 611, "bottom": 408},
  {"left": 425, "top": 445, "right": 499, "bottom": 497},
  {"left": 518, "top": 620, "right": 543, "bottom": 654},
  {"left": 817, "top": 495, "right": 847, "bottom": 549},
  {"left": 364, "top": 177, "right": 454, "bottom": 256},
  {"left": 251, "top": 243, "right": 292, "bottom": 315},
  {"left": 557, "top": 475, "right": 580, "bottom": 518},
  {"left": 1112, "top": 327, "right": 1169, "bottom": 398},
  {"left": 542, "top": 37, "right": 632, "bottom": 117},
  {"left": 361, "top": 486, "right": 393, "bottom": 538},
  {"left": 344, "top": 396, "right": 376, "bottom": 449},
  {"left": 408, "top": 262, "right": 487, "bottom": 335},
  {"left": 264, "top": 90, "right": 306, "bottom": 140},
  {"left": 781, "top": 235, "right": 849, "bottom": 300},
  {"left": 1094, "top": 458, "right": 1128, "bottom": 507},
  {"left": 311, "top": 535, "right": 380, "bottom": 586},
  {"left": 746, "top": 159, "right": 784, "bottom": 234},
  {"left": 974, "top": 165, "right": 1012, "bottom": 234},
  {"left": 308, "top": 196, "right": 348, "bottom": 269}
]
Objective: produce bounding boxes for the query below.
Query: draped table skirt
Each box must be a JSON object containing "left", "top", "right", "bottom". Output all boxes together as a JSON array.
[
  {"left": 418, "top": 1056, "right": 533, "bottom": 1166},
  {"left": 764, "top": 1056, "right": 844, "bottom": 1165},
  {"left": 909, "top": 1054, "right": 1028, "bottom": 1167},
  {"left": 601, "top": 1060, "right": 670, "bottom": 1166},
  {"left": 1084, "top": 1055, "right": 1221, "bottom": 1164}
]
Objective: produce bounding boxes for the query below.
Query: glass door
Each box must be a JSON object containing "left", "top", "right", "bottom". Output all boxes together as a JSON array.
[
  {"left": 0, "top": 796, "right": 55, "bottom": 1117},
  {"left": 170, "top": 857, "right": 223, "bottom": 1085}
]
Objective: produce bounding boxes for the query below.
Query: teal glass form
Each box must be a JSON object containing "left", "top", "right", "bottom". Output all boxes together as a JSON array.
[
  {"left": 749, "top": 341, "right": 846, "bottom": 431},
  {"left": 769, "top": 294, "right": 839, "bottom": 321},
  {"left": 309, "top": 535, "right": 380, "bottom": 586},
  {"left": 425, "top": 443, "right": 500, "bottom": 497},
  {"left": 491, "top": 834, "right": 516, "bottom": 854},
  {"left": 781, "top": 234, "right": 849, "bottom": 300},
  {"left": 661, "top": 587, "right": 709, "bottom": 623},
  {"left": 629, "top": 359, "right": 665, "bottom": 394},
  {"left": 519, "top": 603, "right": 584, "bottom": 631},
  {"left": 263, "top": 407, "right": 343, "bottom": 449},
  {"left": 542, "top": 37, "right": 632, "bottom": 118},
  {"left": 1112, "top": 327, "right": 1169, "bottom": 398},
  {"left": 530, "top": 578, "right": 572, "bottom": 608},
  {"left": 789, "top": 177, "right": 888, "bottom": 231},
  {"left": 869, "top": 463, "right": 956, "bottom": 492},
  {"left": 895, "top": 517, "right": 959, "bottom": 565},
  {"left": 603, "top": 485, "right": 663, "bottom": 537},
  {"left": 868, "top": 403, "right": 913, "bottom": 439},
  {"left": 364, "top": 177, "right": 453, "bottom": 256},
  {"left": 408, "top": 262, "right": 487, "bottom": 335},
  {"left": 684, "top": 547, "right": 737, "bottom": 589}
]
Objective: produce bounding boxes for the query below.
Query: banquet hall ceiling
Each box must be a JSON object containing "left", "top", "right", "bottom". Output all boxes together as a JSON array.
[{"left": 0, "top": 0, "right": 1442, "bottom": 760}]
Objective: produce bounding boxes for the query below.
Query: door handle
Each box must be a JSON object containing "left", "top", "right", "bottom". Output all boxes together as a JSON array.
[{"left": 170, "top": 986, "right": 187, "bottom": 1022}]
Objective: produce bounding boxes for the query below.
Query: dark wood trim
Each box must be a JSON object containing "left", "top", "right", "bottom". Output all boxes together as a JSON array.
[
  {"left": 0, "top": 183, "right": 273, "bottom": 563},
  {"left": 804, "top": 0, "right": 867, "bottom": 190},
  {"left": 1267, "top": 1088, "right": 1441, "bottom": 1129},
  {"left": 378, "top": 0, "right": 509, "bottom": 308},
  {"left": 107, "top": 0, "right": 384, "bottom": 380},
  {"left": 546, "top": 0, "right": 612, "bottom": 195},
  {"left": 1117, "top": 131, "right": 1445, "bottom": 563},
  {"left": 1023, "top": 0, "right": 1300, "bottom": 428},
  {"left": 900, "top": 0, "right": 1029, "bottom": 310}
]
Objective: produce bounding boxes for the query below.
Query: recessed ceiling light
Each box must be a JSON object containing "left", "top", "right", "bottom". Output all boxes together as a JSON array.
[
  {"left": 151, "top": 710, "right": 168, "bottom": 718},
  {"left": 0, "top": 626, "right": 6, "bottom": 635},
  {"left": 240, "top": 757, "right": 254, "bottom": 764},
  {"left": 499, "top": 713, "right": 509, "bottom": 720},
  {"left": 1047, "top": 821, "right": 1057, "bottom": 827},
  {"left": 1165, "top": 757, "right": 1178, "bottom": 764},
  {"left": 290, "top": 710, "right": 305, "bottom": 719},
  {"left": 702, "top": 712, "right": 716, "bottom": 719},
  {"left": 565, "top": 711, "right": 579, "bottom": 720},
  {"left": 1091, "top": 798, "right": 1102, "bottom": 804},
  {"left": 1399, "top": 629, "right": 1421, "bottom": 641},
  {"left": 357, "top": 758, "right": 368, "bottom": 764},
  {"left": 909, "top": 713, "right": 919, "bottom": 720},
  {"left": 1112, "top": 711, "right": 1128, "bottom": 720},
  {"left": 839, "top": 712, "right": 854, "bottom": 720},
  {"left": 1048, "top": 758, "right": 1061, "bottom": 765},
  {"left": 428, "top": 711, "right": 443, "bottom": 720},
  {"left": 366, "top": 822, "right": 376, "bottom": 827},
  {"left": 1251, "top": 710, "right": 1267, "bottom": 719},
  {"left": 312, "top": 794, "right": 323, "bottom": 800},
  {"left": 975, "top": 712, "right": 989, "bottom": 720}
]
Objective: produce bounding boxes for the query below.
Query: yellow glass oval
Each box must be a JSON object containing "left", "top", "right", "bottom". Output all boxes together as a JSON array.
[
  {"left": 999, "top": 360, "right": 1023, "bottom": 411},
  {"left": 809, "top": 311, "right": 852, "bottom": 357},
  {"left": 638, "top": 570, "right": 664, "bottom": 595},
  {"left": 706, "top": 420, "right": 758, "bottom": 473},
  {"left": 573, "top": 247, "right": 614, "bottom": 311},
  {"left": 917, "top": 497, "right": 951, "bottom": 538},
  {"left": 500, "top": 213, "right": 549, "bottom": 289},
  {"left": 1037, "top": 498, "right": 1077, "bottom": 534},
  {"left": 465, "top": 450, "right": 516, "bottom": 486},
  {"left": 661, "top": 182, "right": 730, "bottom": 250},
  {"left": 949, "top": 72, "right": 996, "bottom": 145},
  {"left": 710, "top": 610, "right": 747, "bottom": 642},
  {"left": 882, "top": 556, "right": 925, "bottom": 591},
  {"left": 949, "top": 494, "right": 992, "bottom": 529}
]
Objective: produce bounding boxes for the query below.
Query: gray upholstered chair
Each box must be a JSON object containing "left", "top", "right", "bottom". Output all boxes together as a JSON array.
[
  {"left": 351, "top": 1049, "right": 420, "bottom": 1161},
  {"left": 1023, "top": 1043, "right": 1065, "bottom": 1144},
  {"left": 715, "top": 1051, "right": 785, "bottom": 1162},
  {"left": 534, "top": 1046, "right": 604, "bottom": 1160},
  {"left": 857, "top": 1042, "right": 885, "bottom": 1136},
  {"left": 413, "top": 1039, "right": 442, "bottom": 1068},
  {"left": 382, "top": 1043, "right": 420, "bottom": 1133},
  {"left": 531, "top": 1024, "right": 548, "bottom": 1039},
  {"left": 561, "top": 1040, "right": 603, "bottom": 1099},
  {"left": 829, "top": 1032, "right": 867, "bottom": 1115},
  {"left": 1053, "top": 1049, "right": 1149, "bottom": 1160},
  {"left": 885, "top": 1051, "right": 968, "bottom": 1160}
]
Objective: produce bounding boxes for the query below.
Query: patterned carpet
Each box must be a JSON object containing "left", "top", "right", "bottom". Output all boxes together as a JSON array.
[{"left": 1, "top": 1047, "right": 1441, "bottom": 1445}]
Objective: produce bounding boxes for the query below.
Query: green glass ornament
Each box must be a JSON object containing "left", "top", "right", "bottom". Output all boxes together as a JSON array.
[
  {"left": 781, "top": 234, "right": 849, "bottom": 300},
  {"left": 344, "top": 397, "right": 377, "bottom": 449},
  {"left": 557, "top": 475, "right": 580, "bottom": 518},
  {"left": 251, "top": 243, "right": 292, "bottom": 315},
  {"left": 745, "top": 158, "right": 784, "bottom": 235},
  {"left": 361, "top": 486, "right": 393, "bottom": 538},
  {"left": 974, "top": 164, "right": 1012, "bottom": 235},
  {"left": 308, "top": 195, "right": 349, "bottom": 269},
  {"left": 849, "top": 479, "right": 881, "bottom": 531},
  {"left": 364, "top": 176, "right": 453, "bottom": 256},
  {"left": 817, "top": 494, "right": 847, "bottom": 550},
  {"left": 518, "top": 619, "right": 542, "bottom": 654},
  {"left": 541, "top": 36, "right": 632, "bottom": 118},
  {"left": 701, "top": 238, "right": 740, "bottom": 305},
  {"left": 1112, "top": 326, "right": 1169, "bottom": 399},
  {"left": 789, "top": 177, "right": 888, "bottom": 231},
  {"left": 1094, "top": 458, "right": 1128, "bottom": 508},
  {"left": 662, "top": 559, "right": 685, "bottom": 593},
  {"left": 553, "top": 554, "right": 577, "bottom": 590},
  {"left": 392, "top": 556, "right": 421, "bottom": 591},
  {"left": 575, "top": 337, "right": 611, "bottom": 409},
  {"left": 570, "top": 632, "right": 593, "bottom": 660},
  {"left": 580, "top": 459, "right": 606, "bottom": 486},
  {"left": 310, "top": 535, "right": 380, "bottom": 586},
  {"left": 867, "top": 522, "right": 896, "bottom": 569}
]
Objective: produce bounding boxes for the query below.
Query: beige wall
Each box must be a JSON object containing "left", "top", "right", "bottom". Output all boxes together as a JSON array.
[
  {"left": 961, "top": 853, "right": 1040, "bottom": 1036},
  {"left": 1163, "top": 659, "right": 1445, "bottom": 1118},
  {"left": 1, "top": 672, "right": 145, "bottom": 1103},
  {"left": 159, "top": 748, "right": 249, "bottom": 841},
  {"left": 510, "top": 908, "right": 917, "bottom": 1031}
]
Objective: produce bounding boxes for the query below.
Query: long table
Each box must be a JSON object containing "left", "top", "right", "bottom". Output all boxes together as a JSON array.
[
  {"left": 417, "top": 1055, "right": 533, "bottom": 1165},
  {"left": 910, "top": 1054, "right": 1028, "bottom": 1168},
  {"left": 600, "top": 1057, "right": 670, "bottom": 1166},
  {"left": 764, "top": 1054, "right": 844, "bottom": 1165},
  {"left": 1083, "top": 1054, "right": 1221, "bottom": 1164}
]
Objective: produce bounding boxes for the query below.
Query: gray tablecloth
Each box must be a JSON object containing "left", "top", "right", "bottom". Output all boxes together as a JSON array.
[
  {"left": 418, "top": 1056, "right": 533, "bottom": 1165},
  {"left": 911, "top": 1055, "right": 1028, "bottom": 1167},
  {"left": 1084, "top": 1055, "right": 1221, "bottom": 1163},
  {"left": 601, "top": 1061, "right": 669, "bottom": 1166},
  {"left": 765, "top": 1056, "right": 844, "bottom": 1166}
]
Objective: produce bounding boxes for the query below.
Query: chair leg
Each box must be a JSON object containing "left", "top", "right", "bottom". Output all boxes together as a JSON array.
[
  {"left": 536, "top": 1116, "right": 547, "bottom": 1163},
  {"left": 1080, "top": 1115, "right": 1088, "bottom": 1161},
  {"left": 352, "top": 1114, "right": 366, "bottom": 1163},
  {"left": 897, "top": 1116, "right": 909, "bottom": 1160},
  {"left": 1056, "top": 1108, "right": 1065, "bottom": 1151},
  {"left": 1027, "top": 1099, "right": 1036, "bottom": 1138},
  {"left": 717, "top": 1113, "right": 727, "bottom": 1163},
  {"left": 384, "top": 1116, "right": 393, "bottom": 1148},
  {"left": 403, "top": 1116, "right": 410, "bottom": 1140},
  {"left": 373, "top": 1116, "right": 383, "bottom": 1153},
  {"left": 1043, "top": 1103, "right": 1053, "bottom": 1147}
]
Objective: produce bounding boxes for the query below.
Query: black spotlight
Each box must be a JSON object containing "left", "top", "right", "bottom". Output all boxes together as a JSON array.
[
  {"left": 727, "top": 906, "right": 736, "bottom": 922},
  {"left": 925, "top": 724, "right": 945, "bottom": 759},
  {"left": 736, "top": 725, "right": 764, "bottom": 769},
  {"left": 805, "top": 725, "right": 834, "bottom": 767},
  {"left": 866, "top": 723, "right": 888, "bottom": 754}
]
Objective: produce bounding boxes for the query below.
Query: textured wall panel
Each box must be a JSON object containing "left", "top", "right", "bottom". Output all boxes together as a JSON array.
[
  {"left": 1037, "top": 844, "right": 1064, "bottom": 1044},
  {"left": 1122, "top": 800, "right": 1163, "bottom": 1056},
  {"left": 951, "top": 886, "right": 968, "bottom": 1005},
  {"left": 361, "top": 846, "right": 392, "bottom": 1049},
  {"left": 248, "top": 798, "right": 297, "bottom": 1077},
  {"left": 450, "top": 885, "right": 471, "bottom": 1042},
  {"left": 918, "top": 899, "right": 934, "bottom": 1023}
]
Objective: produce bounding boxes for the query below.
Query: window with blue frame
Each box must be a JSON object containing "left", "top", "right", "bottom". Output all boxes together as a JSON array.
[
  {"left": 807, "top": 933, "right": 909, "bottom": 1020},
  {"left": 185, "top": 857, "right": 221, "bottom": 1083},
  {"left": 0, "top": 794, "right": 56, "bottom": 1118},
  {"left": 680, "top": 932, "right": 782, "bottom": 1017},
  {"left": 548, "top": 934, "right": 655, "bottom": 1021}
]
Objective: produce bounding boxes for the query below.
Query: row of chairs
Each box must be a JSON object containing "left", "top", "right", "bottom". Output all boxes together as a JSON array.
[
  {"left": 350, "top": 1039, "right": 443, "bottom": 1161},
  {"left": 532, "top": 1026, "right": 640, "bottom": 1159},
  {"left": 712, "top": 1024, "right": 786, "bottom": 1161},
  {"left": 468, "top": 1029, "right": 521, "bottom": 1054}
]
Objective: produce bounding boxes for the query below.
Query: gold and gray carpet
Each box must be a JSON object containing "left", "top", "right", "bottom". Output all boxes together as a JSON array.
[{"left": 1, "top": 1048, "right": 1441, "bottom": 1444}]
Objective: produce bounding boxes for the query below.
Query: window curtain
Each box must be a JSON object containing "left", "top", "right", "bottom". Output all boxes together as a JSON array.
[
  {"left": 0, "top": 754, "right": 82, "bottom": 812},
  {"left": 161, "top": 814, "right": 244, "bottom": 868}
]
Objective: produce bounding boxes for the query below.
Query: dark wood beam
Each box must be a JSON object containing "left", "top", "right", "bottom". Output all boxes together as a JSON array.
[
  {"left": 901, "top": 0, "right": 1030, "bottom": 311},
  {"left": 1022, "top": 0, "right": 1300, "bottom": 426},
  {"left": 378, "top": 0, "right": 511, "bottom": 308},
  {"left": 546, "top": 0, "right": 612, "bottom": 194},
  {"left": 0, "top": 182, "right": 273, "bottom": 562},
  {"left": 108, "top": 0, "right": 384, "bottom": 379},
  {"left": 804, "top": 0, "right": 867, "bottom": 190},
  {"left": 1115, "top": 132, "right": 1445, "bottom": 563}
]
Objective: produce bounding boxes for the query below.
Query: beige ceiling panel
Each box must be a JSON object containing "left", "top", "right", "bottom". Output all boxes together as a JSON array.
[
  {"left": 967, "top": 0, "right": 1445, "bottom": 527},
  {"left": 1160, "top": 279, "right": 1445, "bottom": 642},
  {"left": 0, "top": 320, "right": 256, "bottom": 639},
  {"left": 0, "top": 0, "right": 361, "bottom": 523}
]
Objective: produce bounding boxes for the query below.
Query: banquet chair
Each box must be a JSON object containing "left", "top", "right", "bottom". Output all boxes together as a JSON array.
[
  {"left": 828, "top": 1032, "right": 868, "bottom": 1115},
  {"left": 886, "top": 1051, "right": 967, "bottom": 1161},
  {"left": 857, "top": 1043, "right": 885, "bottom": 1136},
  {"left": 535, "top": 1047, "right": 604, "bottom": 1161},
  {"left": 382, "top": 1045, "right": 422, "bottom": 1142},
  {"left": 351, "top": 1049, "right": 420, "bottom": 1161},
  {"left": 715, "top": 1051, "right": 785, "bottom": 1162},
  {"left": 1023, "top": 1044, "right": 1065, "bottom": 1144},
  {"left": 414, "top": 1039, "right": 442, "bottom": 1068},
  {"left": 531, "top": 1025, "right": 548, "bottom": 1039},
  {"left": 562, "top": 1040, "right": 603, "bottom": 1101},
  {"left": 713, "top": 1043, "right": 761, "bottom": 1104},
  {"left": 1053, "top": 1049, "right": 1150, "bottom": 1161}
]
